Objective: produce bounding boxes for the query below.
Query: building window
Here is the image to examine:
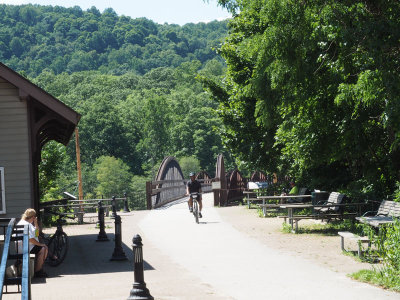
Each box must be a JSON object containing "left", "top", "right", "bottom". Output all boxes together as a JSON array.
[{"left": 0, "top": 167, "right": 5, "bottom": 214}]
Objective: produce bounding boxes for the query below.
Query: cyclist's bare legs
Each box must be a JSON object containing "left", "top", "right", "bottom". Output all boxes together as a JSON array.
[
  {"left": 188, "top": 197, "right": 202, "bottom": 210},
  {"left": 188, "top": 197, "right": 193, "bottom": 211}
]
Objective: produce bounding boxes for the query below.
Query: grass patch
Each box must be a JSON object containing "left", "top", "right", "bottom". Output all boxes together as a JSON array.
[
  {"left": 341, "top": 249, "right": 364, "bottom": 262},
  {"left": 257, "top": 207, "right": 288, "bottom": 218},
  {"left": 281, "top": 222, "right": 292, "bottom": 233},
  {"left": 350, "top": 269, "right": 400, "bottom": 292}
]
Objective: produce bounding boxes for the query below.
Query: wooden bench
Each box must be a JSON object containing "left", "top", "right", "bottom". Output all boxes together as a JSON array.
[
  {"left": 356, "top": 200, "right": 400, "bottom": 227},
  {"left": 338, "top": 231, "right": 371, "bottom": 258}
]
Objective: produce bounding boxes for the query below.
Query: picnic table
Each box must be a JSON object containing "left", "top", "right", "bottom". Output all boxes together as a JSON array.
[
  {"left": 257, "top": 195, "right": 312, "bottom": 217},
  {"left": 243, "top": 191, "right": 264, "bottom": 208},
  {"left": 279, "top": 203, "right": 365, "bottom": 233}
]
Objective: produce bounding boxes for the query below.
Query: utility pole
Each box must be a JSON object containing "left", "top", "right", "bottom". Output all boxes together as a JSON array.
[{"left": 75, "top": 128, "right": 84, "bottom": 217}]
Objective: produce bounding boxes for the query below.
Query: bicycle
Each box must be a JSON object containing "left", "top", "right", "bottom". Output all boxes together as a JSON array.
[
  {"left": 40, "top": 212, "right": 71, "bottom": 266},
  {"left": 190, "top": 192, "right": 201, "bottom": 224}
]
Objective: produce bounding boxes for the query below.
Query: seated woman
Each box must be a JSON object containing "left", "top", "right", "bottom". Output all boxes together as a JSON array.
[{"left": 17, "top": 208, "right": 48, "bottom": 278}]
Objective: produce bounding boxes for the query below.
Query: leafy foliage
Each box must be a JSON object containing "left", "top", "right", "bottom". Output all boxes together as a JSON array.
[
  {"left": 179, "top": 156, "right": 201, "bottom": 178},
  {"left": 93, "top": 156, "right": 131, "bottom": 198},
  {"left": 352, "top": 219, "right": 400, "bottom": 291},
  {"left": 209, "top": 0, "right": 400, "bottom": 197},
  {"left": 0, "top": 4, "right": 228, "bottom": 77}
]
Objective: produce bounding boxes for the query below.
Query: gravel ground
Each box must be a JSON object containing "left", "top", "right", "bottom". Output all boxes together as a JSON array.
[{"left": 215, "top": 205, "right": 373, "bottom": 275}]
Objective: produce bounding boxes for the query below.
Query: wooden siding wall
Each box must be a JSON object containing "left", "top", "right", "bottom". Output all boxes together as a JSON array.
[{"left": 0, "top": 77, "right": 32, "bottom": 217}]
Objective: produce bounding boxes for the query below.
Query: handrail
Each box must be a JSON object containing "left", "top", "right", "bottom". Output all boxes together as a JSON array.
[
  {"left": 0, "top": 218, "right": 16, "bottom": 299},
  {"left": 39, "top": 197, "right": 127, "bottom": 209},
  {"left": 21, "top": 224, "right": 31, "bottom": 300}
]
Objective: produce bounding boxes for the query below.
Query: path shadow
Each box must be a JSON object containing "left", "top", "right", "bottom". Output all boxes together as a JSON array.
[
  {"left": 42, "top": 233, "right": 154, "bottom": 280},
  {"left": 199, "top": 221, "right": 220, "bottom": 224},
  {"left": 155, "top": 198, "right": 188, "bottom": 210}
]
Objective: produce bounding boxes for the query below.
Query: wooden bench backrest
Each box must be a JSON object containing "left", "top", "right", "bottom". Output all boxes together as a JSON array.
[
  {"left": 325, "top": 192, "right": 345, "bottom": 212},
  {"left": 327, "top": 192, "right": 345, "bottom": 204},
  {"left": 377, "top": 200, "right": 400, "bottom": 217}
]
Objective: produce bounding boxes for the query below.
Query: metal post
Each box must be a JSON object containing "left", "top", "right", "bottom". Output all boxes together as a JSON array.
[
  {"left": 112, "top": 195, "right": 117, "bottom": 218},
  {"left": 110, "top": 215, "right": 127, "bottom": 261},
  {"left": 146, "top": 181, "right": 153, "bottom": 210},
  {"left": 124, "top": 192, "right": 130, "bottom": 213},
  {"left": 96, "top": 201, "right": 109, "bottom": 242},
  {"left": 127, "top": 235, "right": 154, "bottom": 300}
]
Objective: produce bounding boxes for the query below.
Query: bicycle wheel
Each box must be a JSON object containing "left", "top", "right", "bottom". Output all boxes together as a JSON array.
[
  {"left": 47, "top": 232, "right": 69, "bottom": 266},
  {"left": 193, "top": 201, "right": 199, "bottom": 224}
]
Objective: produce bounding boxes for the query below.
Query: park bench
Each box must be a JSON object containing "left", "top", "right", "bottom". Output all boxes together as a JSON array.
[
  {"left": 338, "top": 231, "right": 371, "bottom": 258},
  {"left": 356, "top": 200, "right": 400, "bottom": 228},
  {"left": 313, "top": 192, "right": 345, "bottom": 214}
]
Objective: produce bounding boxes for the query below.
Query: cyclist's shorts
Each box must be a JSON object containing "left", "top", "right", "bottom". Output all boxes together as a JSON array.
[{"left": 190, "top": 195, "right": 202, "bottom": 202}]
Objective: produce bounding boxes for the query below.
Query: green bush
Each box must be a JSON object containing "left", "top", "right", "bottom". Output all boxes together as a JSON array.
[
  {"left": 382, "top": 219, "right": 400, "bottom": 277},
  {"left": 352, "top": 218, "right": 400, "bottom": 291},
  {"left": 393, "top": 181, "right": 400, "bottom": 202}
]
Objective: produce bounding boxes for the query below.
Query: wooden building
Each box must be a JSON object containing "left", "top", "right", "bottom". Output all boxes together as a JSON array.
[{"left": 0, "top": 62, "right": 80, "bottom": 217}]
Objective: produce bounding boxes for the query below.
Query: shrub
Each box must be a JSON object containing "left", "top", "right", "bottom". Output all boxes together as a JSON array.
[{"left": 352, "top": 218, "right": 400, "bottom": 291}]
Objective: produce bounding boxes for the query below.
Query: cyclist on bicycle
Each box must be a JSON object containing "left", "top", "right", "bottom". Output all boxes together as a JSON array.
[{"left": 186, "top": 172, "right": 203, "bottom": 218}]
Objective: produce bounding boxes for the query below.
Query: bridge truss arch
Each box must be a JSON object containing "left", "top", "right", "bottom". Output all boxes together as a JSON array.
[{"left": 149, "top": 156, "right": 186, "bottom": 208}]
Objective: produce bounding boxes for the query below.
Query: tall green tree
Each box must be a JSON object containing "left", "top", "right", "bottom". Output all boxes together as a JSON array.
[
  {"left": 208, "top": 0, "right": 400, "bottom": 197},
  {"left": 94, "top": 156, "right": 132, "bottom": 198}
]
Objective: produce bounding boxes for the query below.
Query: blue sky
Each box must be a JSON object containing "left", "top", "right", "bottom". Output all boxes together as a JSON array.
[{"left": 1, "top": 0, "right": 231, "bottom": 25}]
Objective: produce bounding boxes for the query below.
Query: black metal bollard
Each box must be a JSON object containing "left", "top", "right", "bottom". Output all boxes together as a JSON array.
[
  {"left": 127, "top": 235, "right": 153, "bottom": 300},
  {"left": 111, "top": 195, "right": 117, "bottom": 218},
  {"left": 110, "top": 215, "right": 127, "bottom": 261},
  {"left": 96, "top": 201, "right": 109, "bottom": 242},
  {"left": 123, "top": 192, "right": 130, "bottom": 213}
]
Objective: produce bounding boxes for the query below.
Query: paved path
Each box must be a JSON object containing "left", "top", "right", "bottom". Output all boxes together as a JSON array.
[
  {"left": 5, "top": 193, "right": 399, "bottom": 299},
  {"left": 139, "top": 194, "right": 399, "bottom": 300}
]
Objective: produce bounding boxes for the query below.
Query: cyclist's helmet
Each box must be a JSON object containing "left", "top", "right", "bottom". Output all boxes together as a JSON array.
[{"left": 189, "top": 172, "right": 195, "bottom": 177}]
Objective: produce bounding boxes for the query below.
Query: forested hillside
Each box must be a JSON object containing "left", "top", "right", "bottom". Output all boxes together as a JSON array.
[
  {"left": 0, "top": 4, "right": 227, "bottom": 76},
  {"left": 0, "top": 4, "right": 231, "bottom": 205}
]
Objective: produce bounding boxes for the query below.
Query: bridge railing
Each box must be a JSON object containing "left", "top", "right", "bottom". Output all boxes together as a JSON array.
[{"left": 146, "top": 179, "right": 212, "bottom": 209}]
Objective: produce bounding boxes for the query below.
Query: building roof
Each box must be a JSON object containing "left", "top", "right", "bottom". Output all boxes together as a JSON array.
[{"left": 0, "top": 62, "right": 81, "bottom": 145}]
